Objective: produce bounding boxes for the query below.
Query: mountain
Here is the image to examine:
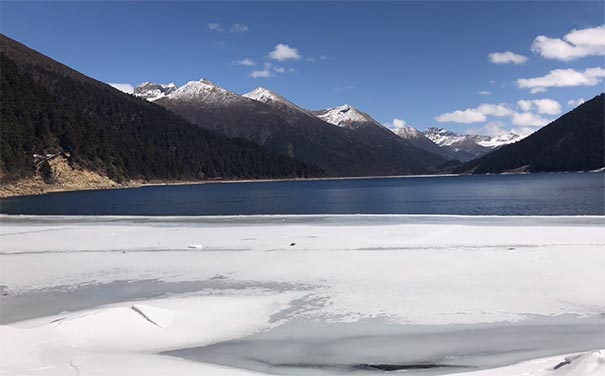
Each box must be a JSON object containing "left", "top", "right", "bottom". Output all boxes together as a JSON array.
[
  {"left": 393, "top": 124, "right": 457, "bottom": 160},
  {"left": 243, "top": 87, "right": 309, "bottom": 114},
  {"left": 314, "top": 104, "right": 374, "bottom": 128},
  {"left": 312, "top": 104, "right": 448, "bottom": 169},
  {"left": 421, "top": 127, "right": 521, "bottom": 162},
  {"left": 132, "top": 82, "right": 176, "bottom": 101},
  {"left": 0, "top": 34, "right": 322, "bottom": 184},
  {"left": 140, "top": 83, "right": 447, "bottom": 176},
  {"left": 455, "top": 93, "right": 604, "bottom": 174},
  {"left": 468, "top": 132, "right": 521, "bottom": 149}
]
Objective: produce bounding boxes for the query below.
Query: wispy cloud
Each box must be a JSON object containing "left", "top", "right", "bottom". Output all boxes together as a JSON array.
[
  {"left": 532, "top": 25, "right": 605, "bottom": 61},
  {"left": 437, "top": 101, "right": 551, "bottom": 129},
  {"left": 234, "top": 58, "right": 256, "bottom": 66},
  {"left": 488, "top": 51, "right": 528, "bottom": 65},
  {"left": 250, "top": 69, "right": 272, "bottom": 79},
  {"left": 109, "top": 83, "right": 134, "bottom": 94},
  {"left": 516, "top": 67, "right": 605, "bottom": 93},
  {"left": 383, "top": 118, "right": 411, "bottom": 130},
  {"left": 567, "top": 98, "right": 585, "bottom": 107},
  {"left": 511, "top": 112, "right": 551, "bottom": 127},
  {"left": 207, "top": 23, "right": 224, "bottom": 32},
  {"left": 516, "top": 99, "right": 561, "bottom": 115},
  {"left": 435, "top": 109, "right": 487, "bottom": 124},
  {"left": 467, "top": 121, "right": 535, "bottom": 138},
  {"left": 436, "top": 103, "right": 513, "bottom": 123},
  {"left": 478, "top": 90, "right": 492, "bottom": 95},
  {"left": 230, "top": 24, "right": 249, "bottom": 33},
  {"left": 268, "top": 44, "right": 302, "bottom": 61},
  {"left": 476, "top": 103, "right": 514, "bottom": 117}
]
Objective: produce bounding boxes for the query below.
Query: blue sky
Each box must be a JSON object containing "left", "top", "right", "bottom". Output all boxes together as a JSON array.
[{"left": 2, "top": 1, "right": 604, "bottom": 136}]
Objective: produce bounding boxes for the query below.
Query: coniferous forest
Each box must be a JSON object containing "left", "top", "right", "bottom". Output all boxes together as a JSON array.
[
  {"left": 0, "top": 34, "right": 323, "bottom": 183},
  {"left": 455, "top": 93, "right": 604, "bottom": 174}
]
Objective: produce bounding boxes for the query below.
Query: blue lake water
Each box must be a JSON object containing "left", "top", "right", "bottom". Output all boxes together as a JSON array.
[{"left": 1, "top": 172, "right": 603, "bottom": 216}]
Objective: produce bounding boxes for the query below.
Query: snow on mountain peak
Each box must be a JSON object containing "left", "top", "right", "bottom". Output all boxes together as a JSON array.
[
  {"left": 242, "top": 87, "right": 302, "bottom": 110},
  {"left": 474, "top": 132, "right": 521, "bottom": 148},
  {"left": 316, "top": 104, "right": 373, "bottom": 127},
  {"left": 424, "top": 127, "right": 521, "bottom": 149},
  {"left": 393, "top": 123, "right": 424, "bottom": 139},
  {"left": 170, "top": 78, "right": 230, "bottom": 99},
  {"left": 133, "top": 82, "right": 177, "bottom": 102}
]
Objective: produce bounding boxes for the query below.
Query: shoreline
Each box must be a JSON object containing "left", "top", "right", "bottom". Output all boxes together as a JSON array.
[{"left": 2, "top": 169, "right": 603, "bottom": 199}]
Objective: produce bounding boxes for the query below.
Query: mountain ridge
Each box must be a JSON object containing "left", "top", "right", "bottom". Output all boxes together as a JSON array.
[
  {"left": 137, "top": 81, "right": 448, "bottom": 176},
  {"left": 455, "top": 93, "right": 605, "bottom": 174},
  {"left": 0, "top": 34, "right": 322, "bottom": 186}
]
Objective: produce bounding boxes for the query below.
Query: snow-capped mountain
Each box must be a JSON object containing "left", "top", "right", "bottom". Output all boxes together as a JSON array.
[
  {"left": 133, "top": 82, "right": 177, "bottom": 101},
  {"left": 138, "top": 79, "right": 446, "bottom": 176},
  {"left": 421, "top": 127, "right": 521, "bottom": 162},
  {"left": 134, "top": 79, "right": 244, "bottom": 104},
  {"left": 393, "top": 124, "right": 447, "bottom": 158},
  {"left": 312, "top": 105, "right": 447, "bottom": 169},
  {"left": 243, "top": 87, "right": 308, "bottom": 114},
  {"left": 314, "top": 105, "right": 376, "bottom": 128},
  {"left": 424, "top": 127, "right": 520, "bottom": 149},
  {"left": 470, "top": 133, "right": 521, "bottom": 148}
]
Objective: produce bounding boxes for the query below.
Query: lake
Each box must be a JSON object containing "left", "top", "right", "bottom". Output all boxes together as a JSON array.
[{"left": 1, "top": 172, "right": 603, "bottom": 216}]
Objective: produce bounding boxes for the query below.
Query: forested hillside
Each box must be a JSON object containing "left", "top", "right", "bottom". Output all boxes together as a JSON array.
[
  {"left": 0, "top": 34, "right": 322, "bottom": 184},
  {"left": 456, "top": 94, "right": 605, "bottom": 174}
]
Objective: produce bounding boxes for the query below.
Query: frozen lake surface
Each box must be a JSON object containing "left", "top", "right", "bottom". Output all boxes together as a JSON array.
[{"left": 1, "top": 215, "right": 604, "bottom": 375}]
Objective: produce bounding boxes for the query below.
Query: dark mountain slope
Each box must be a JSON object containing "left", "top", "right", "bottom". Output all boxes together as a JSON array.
[
  {"left": 456, "top": 94, "right": 604, "bottom": 174},
  {"left": 151, "top": 84, "right": 446, "bottom": 176},
  {"left": 0, "top": 34, "right": 322, "bottom": 183}
]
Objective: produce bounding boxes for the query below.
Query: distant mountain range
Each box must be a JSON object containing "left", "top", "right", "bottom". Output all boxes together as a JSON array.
[
  {"left": 136, "top": 81, "right": 448, "bottom": 176},
  {"left": 1, "top": 34, "right": 602, "bottom": 191},
  {"left": 135, "top": 82, "right": 522, "bottom": 165}
]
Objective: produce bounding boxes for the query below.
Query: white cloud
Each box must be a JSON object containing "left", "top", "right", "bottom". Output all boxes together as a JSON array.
[
  {"left": 532, "top": 25, "right": 605, "bottom": 61},
  {"left": 435, "top": 109, "right": 487, "bottom": 124},
  {"left": 305, "top": 57, "right": 316, "bottom": 62},
  {"left": 467, "top": 121, "right": 508, "bottom": 137},
  {"left": 567, "top": 98, "right": 586, "bottom": 107},
  {"left": 478, "top": 90, "right": 492, "bottom": 95},
  {"left": 436, "top": 103, "right": 513, "bottom": 123},
  {"left": 438, "top": 100, "right": 556, "bottom": 131},
  {"left": 511, "top": 112, "right": 551, "bottom": 127},
  {"left": 320, "top": 55, "right": 328, "bottom": 60},
  {"left": 488, "top": 51, "right": 528, "bottom": 65},
  {"left": 516, "top": 99, "right": 561, "bottom": 115},
  {"left": 273, "top": 66, "right": 285, "bottom": 73},
  {"left": 268, "top": 44, "right": 302, "bottom": 61},
  {"left": 533, "top": 99, "right": 561, "bottom": 115},
  {"left": 230, "top": 24, "right": 249, "bottom": 33},
  {"left": 516, "top": 67, "right": 605, "bottom": 93},
  {"left": 234, "top": 58, "right": 256, "bottom": 66},
  {"left": 249, "top": 69, "right": 272, "bottom": 79},
  {"left": 207, "top": 23, "right": 223, "bottom": 32},
  {"left": 476, "top": 103, "right": 514, "bottom": 117},
  {"left": 383, "top": 118, "right": 410, "bottom": 130},
  {"left": 467, "top": 121, "right": 536, "bottom": 138},
  {"left": 517, "top": 100, "right": 533, "bottom": 112},
  {"left": 109, "top": 83, "right": 134, "bottom": 94}
]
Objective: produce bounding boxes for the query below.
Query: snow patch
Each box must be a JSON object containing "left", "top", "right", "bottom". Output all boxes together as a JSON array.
[{"left": 315, "top": 104, "right": 374, "bottom": 127}]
